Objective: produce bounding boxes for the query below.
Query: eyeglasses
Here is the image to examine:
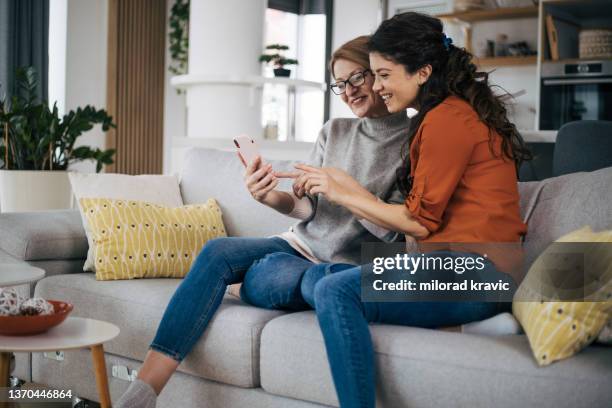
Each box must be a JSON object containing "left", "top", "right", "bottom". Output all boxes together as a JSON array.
[{"left": 330, "top": 70, "right": 371, "bottom": 95}]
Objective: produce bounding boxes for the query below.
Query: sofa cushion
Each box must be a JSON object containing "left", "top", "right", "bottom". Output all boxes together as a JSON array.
[
  {"left": 33, "top": 348, "right": 327, "bottom": 408},
  {"left": 260, "top": 312, "right": 612, "bottom": 408},
  {"left": 0, "top": 210, "right": 87, "bottom": 261},
  {"left": 34, "top": 273, "right": 287, "bottom": 388},
  {"left": 80, "top": 198, "right": 226, "bottom": 280},
  {"left": 28, "top": 259, "right": 86, "bottom": 277},
  {"left": 179, "top": 148, "right": 296, "bottom": 238},
  {"left": 520, "top": 167, "right": 612, "bottom": 268},
  {"left": 69, "top": 172, "right": 185, "bottom": 272},
  {"left": 0, "top": 249, "right": 32, "bottom": 299},
  {"left": 514, "top": 226, "right": 612, "bottom": 366}
]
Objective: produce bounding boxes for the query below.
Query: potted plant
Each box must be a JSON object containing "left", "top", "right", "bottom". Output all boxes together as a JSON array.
[
  {"left": 168, "top": 0, "right": 189, "bottom": 77},
  {"left": 259, "top": 44, "right": 299, "bottom": 77},
  {"left": 0, "top": 66, "right": 116, "bottom": 212}
]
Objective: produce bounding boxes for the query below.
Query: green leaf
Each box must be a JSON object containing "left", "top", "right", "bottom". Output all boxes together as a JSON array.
[
  {"left": 0, "top": 66, "right": 116, "bottom": 170},
  {"left": 168, "top": 0, "right": 189, "bottom": 76}
]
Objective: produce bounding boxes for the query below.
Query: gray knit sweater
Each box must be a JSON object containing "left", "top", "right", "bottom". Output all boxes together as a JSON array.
[{"left": 292, "top": 111, "right": 410, "bottom": 264}]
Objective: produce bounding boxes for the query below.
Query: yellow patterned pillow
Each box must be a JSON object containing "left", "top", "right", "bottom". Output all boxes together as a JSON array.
[
  {"left": 80, "top": 198, "right": 226, "bottom": 281},
  {"left": 513, "top": 227, "right": 612, "bottom": 366}
]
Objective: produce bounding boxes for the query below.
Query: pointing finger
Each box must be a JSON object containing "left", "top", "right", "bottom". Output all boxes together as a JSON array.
[
  {"left": 274, "top": 171, "right": 301, "bottom": 179},
  {"left": 294, "top": 163, "right": 323, "bottom": 173}
]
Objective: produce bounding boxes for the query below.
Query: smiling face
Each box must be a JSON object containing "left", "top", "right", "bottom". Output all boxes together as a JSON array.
[
  {"left": 369, "top": 52, "right": 431, "bottom": 113},
  {"left": 332, "top": 58, "right": 388, "bottom": 118}
]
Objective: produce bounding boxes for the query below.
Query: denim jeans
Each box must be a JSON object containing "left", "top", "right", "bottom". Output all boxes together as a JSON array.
[
  {"left": 242, "top": 259, "right": 355, "bottom": 309},
  {"left": 312, "top": 262, "right": 510, "bottom": 408},
  {"left": 150, "top": 236, "right": 310, "bottom": 361},
  {"left": 239, "top": 252, "right": 315, "bottom": 311},
  {"left": 246, "top": 252, "right": 511, "bottom": 408}
]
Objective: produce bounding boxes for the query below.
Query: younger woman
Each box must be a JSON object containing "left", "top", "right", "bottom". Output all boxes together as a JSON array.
[{"left": 293, "top": 12, "right": 531, "bottom": 407}]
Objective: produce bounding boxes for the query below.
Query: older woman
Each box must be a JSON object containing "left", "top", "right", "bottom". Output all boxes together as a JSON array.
[{"left": 116, "top": 36, "right": 410, "bottom": 408}]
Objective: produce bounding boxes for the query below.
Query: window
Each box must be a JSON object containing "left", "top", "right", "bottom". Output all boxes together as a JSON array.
[{"left": 262, "top": 1, "right": 331, "bottom": 142}]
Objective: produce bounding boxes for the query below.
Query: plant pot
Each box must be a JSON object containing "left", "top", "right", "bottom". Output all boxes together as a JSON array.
[
  {"left": 273, "top": 68, "right": 291, "bottom": 77},
  {"left": 0, "top": 170, "right": 73, "bottom": 212}
]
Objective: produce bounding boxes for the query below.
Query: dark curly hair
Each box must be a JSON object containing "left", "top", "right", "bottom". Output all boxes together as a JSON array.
[{"left": 368, "top": 12, "right": 532, "bottom": 194}]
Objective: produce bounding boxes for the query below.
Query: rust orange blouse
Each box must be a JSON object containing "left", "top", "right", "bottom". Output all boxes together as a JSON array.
[{"left": 405, "top": 96, "right": 526, "bottom": 244}]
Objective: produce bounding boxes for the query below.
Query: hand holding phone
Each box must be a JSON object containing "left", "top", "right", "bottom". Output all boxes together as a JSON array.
[{"left": 243, "top": 158, "right": 277, "bottom": 202}]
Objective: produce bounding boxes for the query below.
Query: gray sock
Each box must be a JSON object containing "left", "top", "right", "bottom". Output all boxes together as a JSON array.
[
  {"left": 115, "top": 379, "right": 157, "bottom": 408},
  {"left": 462, "top": 312, "right": 523, "bottom": 336}
]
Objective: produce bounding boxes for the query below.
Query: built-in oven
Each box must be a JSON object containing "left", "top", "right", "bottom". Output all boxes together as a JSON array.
[{"left": 539, "top": 60, "right": 612, "bottom": 130}]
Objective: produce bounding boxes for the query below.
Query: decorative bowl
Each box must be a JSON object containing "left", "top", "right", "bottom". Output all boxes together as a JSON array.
[{"left": 0, "top": 300, "right": 73, "bottom": 336}]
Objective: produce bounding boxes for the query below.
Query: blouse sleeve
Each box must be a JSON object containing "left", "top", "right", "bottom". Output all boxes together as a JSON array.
[
  {"left": 286, "top": 194, "right": 314, "bottom": 220},
  {"left": 405, "top": 115, "right": 476, "bottom": 232}
]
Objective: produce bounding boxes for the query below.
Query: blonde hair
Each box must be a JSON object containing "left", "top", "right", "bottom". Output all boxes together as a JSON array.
[{"left": 329, "top": 35, "right": 370, "bottom": 78}]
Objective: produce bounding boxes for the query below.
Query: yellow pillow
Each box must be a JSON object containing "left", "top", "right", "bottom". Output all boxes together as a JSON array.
[
  {"left": 513, "top": 226, "right": 612, "bottom": 366},
  {"left": 80, "top": 198, "right": 227, "bottom": 281}
]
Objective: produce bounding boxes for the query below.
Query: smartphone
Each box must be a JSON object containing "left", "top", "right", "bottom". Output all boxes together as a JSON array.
[{"left": 233, "top": 134, "right": 261, "bottom": 165}]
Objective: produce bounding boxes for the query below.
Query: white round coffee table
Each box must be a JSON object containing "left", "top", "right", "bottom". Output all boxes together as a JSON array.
[
  {"left": 0, "top": 317, "right": 120, "bottom": 408},
  {"left": 0, "top": 263, "right": 45, "bottom": 287}
]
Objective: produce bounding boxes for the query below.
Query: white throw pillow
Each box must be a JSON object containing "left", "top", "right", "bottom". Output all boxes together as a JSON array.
[{"left": 69, "top": 173, "right": 184, "bottom": 271}]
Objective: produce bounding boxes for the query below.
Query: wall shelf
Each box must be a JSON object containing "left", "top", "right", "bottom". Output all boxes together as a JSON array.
[
  {"left": 171, "top": 74, "right": 326, "bottom": 142},
  {"left": 476, "top": 55, "right": 537, "bottom": 67},
  {"left": 436, "top": 7, "right": 539, "bottom": 64},
  {"left": 437, "top": 6, "right": 538, "bottom": 23},
  {"left": 171, "top": 74, "right": 327, "bottom": 92}
]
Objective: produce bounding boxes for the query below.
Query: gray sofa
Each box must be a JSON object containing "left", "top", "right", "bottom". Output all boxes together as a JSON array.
[{"left": 1, "top": 147, "right": 611, "bottom": 408}]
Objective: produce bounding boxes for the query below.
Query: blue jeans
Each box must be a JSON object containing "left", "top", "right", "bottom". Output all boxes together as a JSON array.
[
  {"left": 243, "top": 253, "right": 509, "bottom": 408},
  {"left": 150, "top": 237, "right": 312, "bottom": 361},
  {"left": 314, "top": 265, "right": 510, "bottom": 408},
  {"left": 242, "top": 259, "right": 355, "bottom": 309}
]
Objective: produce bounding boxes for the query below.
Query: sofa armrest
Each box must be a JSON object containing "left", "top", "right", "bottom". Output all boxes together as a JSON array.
[{"left": 0, "top": 210, "right": 87, "bottom": 262}]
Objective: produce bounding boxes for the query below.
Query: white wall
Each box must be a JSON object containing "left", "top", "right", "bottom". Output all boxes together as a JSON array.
[
  {"left": 48, "top": 0, "right": 109, "bottom": 173},
  {"left": 163, "top": 0, "right": 187, "bottom": 174},
  {"left": 48, "top": 0, "right": 67, "bottom": 116},
  {"left": 329, "top": 0, "right": 382, "bottom": 119},
  {"left": 49, "top": 0, "right": 109, "bottom": 173}
]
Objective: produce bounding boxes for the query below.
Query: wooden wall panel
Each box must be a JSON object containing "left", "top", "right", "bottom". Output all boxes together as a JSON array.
[{"left": 106, "top": 0, "right": 166, "bottom": 174}]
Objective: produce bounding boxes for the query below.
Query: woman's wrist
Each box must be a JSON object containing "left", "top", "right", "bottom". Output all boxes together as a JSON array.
[
  {"left": 335, "top": 190, "right": 375, "bottom": 218},
  {"left": 337, "top": 188, "right": 376, "bottom": 208},
  {"left": 261, "top": 190, "right": 295, "bottom": 214},
  {"left": 341, "top": 197, "right": 429, "bottom": 238}
]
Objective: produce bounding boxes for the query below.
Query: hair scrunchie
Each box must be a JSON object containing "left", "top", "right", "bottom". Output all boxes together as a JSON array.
[{"left": 442, "top": 33, "right": 453, "bottom": 51}]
